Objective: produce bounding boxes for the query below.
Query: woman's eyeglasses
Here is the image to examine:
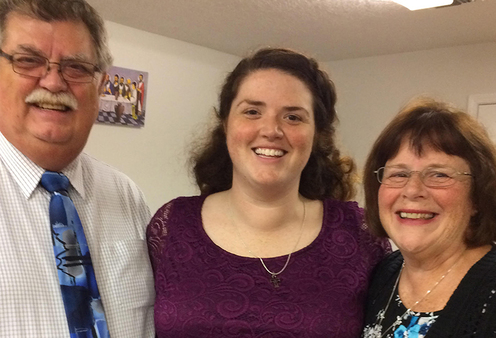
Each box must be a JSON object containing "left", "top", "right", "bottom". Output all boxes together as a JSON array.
[{"left": 375, "top": 166, "right": 473, "bottom": 188}]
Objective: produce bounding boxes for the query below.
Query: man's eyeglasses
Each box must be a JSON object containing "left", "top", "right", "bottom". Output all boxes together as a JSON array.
[
  {"left": 0, "top": 49, "right": 100, "bottom": 83},
  {"left": 374, "top": 166, "right": 473, "bottom": 188}
]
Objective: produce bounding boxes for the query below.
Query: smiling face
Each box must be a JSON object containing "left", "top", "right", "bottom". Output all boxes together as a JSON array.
[
  {"left": 0, "top": 13, "right": 104, "bottom": 171},
  {"left": 378, "top": 139, "right": 475, "bottom": 258},
  {"left": 225, "top": 69, "right": 315, "bottom": 193}
]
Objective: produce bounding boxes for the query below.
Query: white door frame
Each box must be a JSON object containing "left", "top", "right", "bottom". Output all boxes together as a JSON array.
[{"left": 468, "top": 93, "right": 496, "bottom": 117}]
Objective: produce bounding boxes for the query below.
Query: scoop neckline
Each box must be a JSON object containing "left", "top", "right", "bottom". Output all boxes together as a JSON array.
[{"left": 196, "top": 194, "right": 328, "bottom": 261}]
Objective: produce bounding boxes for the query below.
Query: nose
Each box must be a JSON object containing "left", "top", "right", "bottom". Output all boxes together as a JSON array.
[
  {"left": 37, "top": 62, "right": 68, "bottom": 92},
  {"left": 261, "top": 116, "right": 283, "bottom": 140},
  {"left": 401, "top": 172, "right": 428, "bottom": 199}
]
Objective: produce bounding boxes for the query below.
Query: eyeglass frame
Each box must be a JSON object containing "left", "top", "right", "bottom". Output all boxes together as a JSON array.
[
  {"left": 374, "top": 165, "right": 473, "bottom": 188},
  {"left": 0, "top": 49, "right": 101, "bottom": 83}
]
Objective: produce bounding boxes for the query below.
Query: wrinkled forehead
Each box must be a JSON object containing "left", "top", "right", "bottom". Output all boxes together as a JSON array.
[{"left": 1, "top": 13, "right": 95, "bottom": 56}]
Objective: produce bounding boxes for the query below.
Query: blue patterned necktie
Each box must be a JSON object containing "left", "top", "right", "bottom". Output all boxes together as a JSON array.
[{"left": 41, "top": 171, "right": 110, "bottom": 338}]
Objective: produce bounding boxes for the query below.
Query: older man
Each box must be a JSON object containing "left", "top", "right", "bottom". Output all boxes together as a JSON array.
[{"left": 0, "top": 0, "right": 154, "bottom": 337}]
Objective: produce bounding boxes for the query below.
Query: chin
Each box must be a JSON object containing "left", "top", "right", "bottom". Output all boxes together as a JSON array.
[
  {"left": 31, "top": 123, "right": 75, "bottom": 142},
  {"left": 391, "top": 234, "right": 424, "bottom": 251},
  {"left": 396, "top": 240, "right": 431, "bottom": 255},
  {"left": 35, "top": 133, "right": 72, "bottom": 145}
]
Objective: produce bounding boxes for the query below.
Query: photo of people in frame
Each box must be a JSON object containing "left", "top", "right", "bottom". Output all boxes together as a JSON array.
[{"left": 97, "top": 66, "right": 148, "bottom": 127}]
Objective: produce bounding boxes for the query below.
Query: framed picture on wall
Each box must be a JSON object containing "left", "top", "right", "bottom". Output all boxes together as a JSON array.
[{"left": 96, "top": 66, "right": 148, "bottom": 128}]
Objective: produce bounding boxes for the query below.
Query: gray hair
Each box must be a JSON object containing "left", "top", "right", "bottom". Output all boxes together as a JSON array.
[{"left": 0, "top": 0, "right": 113, "bottom": 71}]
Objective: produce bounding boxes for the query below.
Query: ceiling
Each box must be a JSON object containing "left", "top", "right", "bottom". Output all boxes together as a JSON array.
[{"left": 86, "top": 0, "right": 496, "bottom": 61}]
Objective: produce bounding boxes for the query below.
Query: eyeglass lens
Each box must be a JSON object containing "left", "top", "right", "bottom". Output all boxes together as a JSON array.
[
  {"left": 11, "top": 53, "right": 97, "bottom": 83},
  {"left": 376, "top": 166, "right": 467, "bottom": 187}
]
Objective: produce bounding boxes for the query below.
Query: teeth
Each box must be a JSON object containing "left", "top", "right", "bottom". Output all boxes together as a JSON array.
[
  {"left": 37, "top": 103, "right": 68, "bottom": 111},
  {"left": 400, "top": 212, "right": 435, "bottom": 220},
  {"left": 255, "top": 148, "right": 284, "bottom": 157}
]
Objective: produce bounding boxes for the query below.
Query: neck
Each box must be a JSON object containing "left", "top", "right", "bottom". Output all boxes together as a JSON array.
[
  {"left": 402, "top": 243, "right": 467, "bottom": 273},
  {"left": 230, "top": 170, "right": 302, "bottom": 202},
  {"left": 401, "top": 243, "right": 491, "bottom": 273},
  {"left": 224, "top": 188, "right": 308, "bottom": 259},
  {"left": 228, "top": 187, "right": 304, "bottom": 232},
  {"left": 399, "top": 244, "right": 491, "bottom": 311}
]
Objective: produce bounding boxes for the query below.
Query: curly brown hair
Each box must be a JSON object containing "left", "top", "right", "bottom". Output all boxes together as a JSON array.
[
  {"left": 191, "top": 48, "right": 356, "bottom": 201},
  {"left": 363, "top": 97, "right": 496, "bottom": 247}
]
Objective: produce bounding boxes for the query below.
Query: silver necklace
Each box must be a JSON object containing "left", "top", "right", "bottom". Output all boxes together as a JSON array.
[
  {"left": 229, "top": 197, "right": 306, "bottom": 288},
  {"left": 367, "top": 257, "right": 460, "bottom": 338}
]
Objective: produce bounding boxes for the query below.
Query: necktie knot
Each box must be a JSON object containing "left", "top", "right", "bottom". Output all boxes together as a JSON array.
[{"left": 41, "top": 171, "right": 70, "bottom": 193}]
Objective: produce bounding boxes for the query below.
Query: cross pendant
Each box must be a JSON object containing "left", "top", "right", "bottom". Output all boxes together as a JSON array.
[{"left": 270, "top": 274, "right": 281, "bottom": 288}]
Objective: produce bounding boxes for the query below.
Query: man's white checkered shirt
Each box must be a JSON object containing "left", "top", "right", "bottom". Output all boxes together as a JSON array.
[{"left": 0, "top": 132, "right": 155, "bottom": 337}]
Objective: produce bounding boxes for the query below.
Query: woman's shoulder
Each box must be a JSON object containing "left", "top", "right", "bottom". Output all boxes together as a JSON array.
[
  {"left": 449, "top": 245, "right": 496, "bottom": 295},
  {"left": 322, "top": 197, "right": 360, "bottom": 210},
  {"left": 147, "top": 195, "right": 206, "bottom": 240},
  {"left": 321, "top": 198, "right": 392, "bottom": 260},
  {"left": 322, "top": 198, "right": 370, "bottom": 230},
  {"left": 146, "top": 195, "right": 207, "bottom": 268},
  {"left": 322, "top": 198, "right": 389, "bottom": 239},
  {"left": 151, "top": 195, "right": 206, "bottom": 220},
  {"left": 322, "top": 198, "right": 363, "bottom": 225},
  {"left": 428, "top": 246, "right": 496, "bottom": 337}
]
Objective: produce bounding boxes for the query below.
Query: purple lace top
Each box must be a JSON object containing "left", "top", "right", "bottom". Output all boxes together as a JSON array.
[{"left": 147, "top": 196, "right": 390, "bottom": 337}]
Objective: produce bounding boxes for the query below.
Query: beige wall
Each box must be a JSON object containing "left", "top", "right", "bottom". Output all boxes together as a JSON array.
[
  {"left": 84, "top": 21, "right": 496, "bottom": 213},
  {"left": 84, "top": 22, "right": 240, "bottom": 213},
  {"left": 326, "top": 42, "right": 496, "bottom": 204},
  {"left": 328, "top": 42, "right": 496, "bottom": 169}
]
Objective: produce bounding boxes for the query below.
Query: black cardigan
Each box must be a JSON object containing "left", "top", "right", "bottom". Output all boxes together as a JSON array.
[{"left": 362, "top": 246, "right": 496, "bottom": 337}]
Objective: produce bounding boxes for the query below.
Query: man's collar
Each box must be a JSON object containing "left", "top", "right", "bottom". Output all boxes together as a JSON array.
[
  {"left": 62, "top": 156, "right": 85, "bottom": 200},
  {"left": 0, "top": 131, "right": 85, "bottom": 199}
]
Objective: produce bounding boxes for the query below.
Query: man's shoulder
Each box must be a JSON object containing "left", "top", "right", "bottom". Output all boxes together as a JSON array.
[
  {"left": 79, "top": 153, "right": 150, "bottom": 217},
  {"left": 79, "top": 152, "right": 140, "bottom": 190}
]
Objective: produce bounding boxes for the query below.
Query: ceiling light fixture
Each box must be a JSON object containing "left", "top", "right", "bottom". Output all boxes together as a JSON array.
[{"left": 392, "top": 0, "right": 454, "bottom": 10}]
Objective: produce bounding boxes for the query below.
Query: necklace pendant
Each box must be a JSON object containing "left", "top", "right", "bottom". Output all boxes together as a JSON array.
[{"left": 270, "top": 274, "right": 281, "bottom": 288}]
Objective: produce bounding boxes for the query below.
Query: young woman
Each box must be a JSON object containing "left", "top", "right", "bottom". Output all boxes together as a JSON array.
[{"left": 148, "top": 48, "right": 390, "bottom": 337}]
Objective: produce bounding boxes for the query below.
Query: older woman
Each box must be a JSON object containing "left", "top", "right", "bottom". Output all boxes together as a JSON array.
[
  {"left": 362, "top": 98, "right": 496, "bottom": 338},
  {"left": 147, "top": 48, "right": 390, "bottom": 337}
]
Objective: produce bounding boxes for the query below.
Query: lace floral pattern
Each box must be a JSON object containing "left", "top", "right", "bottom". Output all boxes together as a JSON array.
[{"left": 147, "top": 196, "right": 390, "bottom": 337}]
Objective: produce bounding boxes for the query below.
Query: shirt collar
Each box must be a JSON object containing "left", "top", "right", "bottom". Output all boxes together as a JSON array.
[
  {"left": 0, "top": 132, "right": 85, "bottom": 200},
  {"left": 63, "top": 156, "right": 85, "bottom": 200}
]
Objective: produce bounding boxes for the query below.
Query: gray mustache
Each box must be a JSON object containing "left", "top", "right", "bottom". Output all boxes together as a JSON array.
[{"left": 25, "top": 88, "right": 78, "bottom": 110}]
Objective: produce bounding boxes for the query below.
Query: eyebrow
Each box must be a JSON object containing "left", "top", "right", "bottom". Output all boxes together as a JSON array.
[
  {"left": 66, "top": 53, "right": 93, "bottom": 63},
  {"left": 236, "top": 99, "right": 265, "bottom": 108},
  {"left": 387, "top": 164, "right": 453, "bottom": 169},
  {"left": 15, "top": 45, "right": 92, "bottom": 63},
  {"left": 236, "top": 99, "right": 310, "bottom": 115},
  {"left": 17, "top": 45, "right": 44, "bottom": 55}
]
